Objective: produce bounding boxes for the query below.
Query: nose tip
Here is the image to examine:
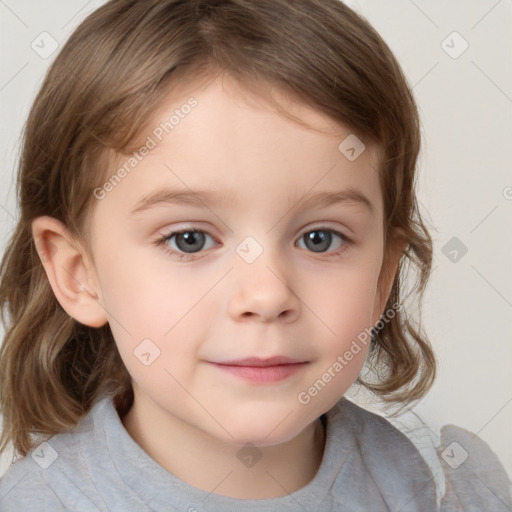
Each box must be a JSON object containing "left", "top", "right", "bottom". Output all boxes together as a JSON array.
[
  {"left": 240, "top": 308, "right": 296, "bottom": 322},
  {"left": 228, "top": 256, "right": 301, "bottom": 324}
]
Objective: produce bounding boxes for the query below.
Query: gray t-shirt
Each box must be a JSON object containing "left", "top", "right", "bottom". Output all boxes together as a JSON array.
[{"left": 0, "top": 394, "right": 441, "bottom": 511}]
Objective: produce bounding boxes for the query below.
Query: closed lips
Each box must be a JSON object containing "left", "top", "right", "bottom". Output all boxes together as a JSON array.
[{"left": 212, "top": 357, "right": 307, "bottom": 366}]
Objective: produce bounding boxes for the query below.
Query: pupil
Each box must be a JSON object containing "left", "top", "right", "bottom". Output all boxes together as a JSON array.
[
  {"left": 306, "top": 231, "right": 331, "bottom": 252},
  {"left": 177, "top": 231, "right": 204, "bottom": 253}
]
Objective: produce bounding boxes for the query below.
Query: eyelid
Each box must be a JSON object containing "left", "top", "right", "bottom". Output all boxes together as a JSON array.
[
  {"left": 296, "top": 222, "right": 353, "bottom": 240},
  {"left": 158, "top": 222, "right": 352, "bottom": 242},
  {"left": 158, "top": 222, "right": 217, "bottom": 237},
  {"left": 157, "top": 225, "right": 220, "bottom": 246},
  {"left": 155, "top": 223, "right": 354, "bottom": 263},
  {"left": 154, "top": 227, "right": 219, "bottom": 261}
]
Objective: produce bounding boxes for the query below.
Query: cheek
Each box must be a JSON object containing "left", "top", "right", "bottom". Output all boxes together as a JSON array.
[
  {"left": 308, "top": 262, "right": 380, "bottom": 333},
  {"left": 96, "top": 243, "right": 196, "bottom": 332},
  {"left": 95, "top": 247, "right": 211, "bottom": 376},
  {"left": 301, "top": 258, "right": 380, "bottom": 388}
]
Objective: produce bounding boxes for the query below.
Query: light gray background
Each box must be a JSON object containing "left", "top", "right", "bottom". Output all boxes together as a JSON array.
[{"left": 0, "top": 0, "right": 511, "bottom": 479}]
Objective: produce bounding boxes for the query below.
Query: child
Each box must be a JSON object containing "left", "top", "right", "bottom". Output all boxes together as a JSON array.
[{"left": 0, "top": 0, "right": 510, "bottom": 510}]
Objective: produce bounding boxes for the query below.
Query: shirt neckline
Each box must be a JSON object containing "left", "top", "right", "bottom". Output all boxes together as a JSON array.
[{"left": 96, "top": 393, "right": 351, "bottom": 510}]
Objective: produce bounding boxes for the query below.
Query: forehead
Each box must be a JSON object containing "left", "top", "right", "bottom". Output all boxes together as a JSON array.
[{"left": 91, "top": 72, "right": 383, "bottom": 227}]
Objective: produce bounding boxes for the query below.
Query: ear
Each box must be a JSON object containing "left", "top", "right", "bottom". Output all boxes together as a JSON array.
[
  {"left": 31, "top": 216, "right": 108, "bottom": 328},
  {"left": 371, "top": 234, "right": 406, "bottom": 326}
]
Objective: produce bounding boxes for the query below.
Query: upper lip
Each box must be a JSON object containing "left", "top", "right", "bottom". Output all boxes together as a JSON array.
[{"left": 211, "top": 356, "right": 306, "bottom": 367}]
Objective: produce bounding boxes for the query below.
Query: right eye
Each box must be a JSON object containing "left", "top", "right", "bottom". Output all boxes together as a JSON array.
[{"left": 155, "top": 229, "right": 219, "bottom": 260}]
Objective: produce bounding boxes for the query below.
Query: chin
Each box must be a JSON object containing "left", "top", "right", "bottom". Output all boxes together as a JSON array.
[
  {"left": 215, "top": 413, "right": 310, "bottom": 448},
  {"left": 228, "top": 430, "right": 301, "bottom": 448}
]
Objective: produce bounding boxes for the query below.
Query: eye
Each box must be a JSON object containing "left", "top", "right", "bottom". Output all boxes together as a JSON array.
[
  {"left": 155, "top": 229, "right": 217, "bottom": 259},
  {"left": 155, "top": 226, "right": 353, "bottom": 261},
  {"left": 296, "top": 228, "right": 351, "bottom": 255}
]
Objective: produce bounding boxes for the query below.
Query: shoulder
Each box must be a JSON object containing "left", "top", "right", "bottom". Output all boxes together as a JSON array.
[
  {"left": 0, "top": 447, "right": 68, "bottom": 511},
  {"left": 327, "top": 397, "right": 437, "bottom": 510},
  {"left": 439, "top": 424, "right": 512, "bottom": 510},
  {"left": 0, "top": 397, "right": 111, "bottom": 512},
  {"left": 332, "top": 396, "right": 430, "bottom": 456}
]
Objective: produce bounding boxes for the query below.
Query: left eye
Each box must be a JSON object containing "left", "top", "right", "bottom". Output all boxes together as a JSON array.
[{"left": 296, "top": 229, "right": 348, "bottom": 253}]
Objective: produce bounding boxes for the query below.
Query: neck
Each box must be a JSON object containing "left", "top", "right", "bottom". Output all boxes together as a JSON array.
[{"left": 120, "top": 400, "right": 326, "bottom": 499}]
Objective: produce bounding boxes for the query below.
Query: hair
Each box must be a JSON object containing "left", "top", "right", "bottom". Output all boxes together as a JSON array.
[{"left": 0, "top": 0, "right": 436, "bottom": 461}]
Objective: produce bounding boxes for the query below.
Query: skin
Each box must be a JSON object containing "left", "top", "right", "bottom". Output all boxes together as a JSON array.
[{"left": 32, "top": 72, "right": 402, "bottom": 499}]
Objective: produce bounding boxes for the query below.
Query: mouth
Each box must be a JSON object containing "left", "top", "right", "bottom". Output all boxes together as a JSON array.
[{"left": 207, "top": 356, "right": 309, "bottom": 383}]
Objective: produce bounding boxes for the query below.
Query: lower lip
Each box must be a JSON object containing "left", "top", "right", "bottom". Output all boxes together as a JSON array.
[{"left": 210, "top": 362, "right": 308, "bottom": 383}]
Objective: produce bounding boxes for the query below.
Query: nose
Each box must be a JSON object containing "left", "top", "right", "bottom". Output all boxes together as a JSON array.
[{"left": 227, "top": 247, "right": 301, "bottom": 323}]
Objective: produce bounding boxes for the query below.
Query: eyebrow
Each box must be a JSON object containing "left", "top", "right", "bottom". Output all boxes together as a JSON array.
[{"left": 130, "top": 186, "right": 374, "bottom": 215}]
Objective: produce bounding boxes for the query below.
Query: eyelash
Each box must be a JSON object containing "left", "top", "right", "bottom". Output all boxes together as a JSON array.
[{"left": 154, "top": 227, "right": 354, "bottom": 262}]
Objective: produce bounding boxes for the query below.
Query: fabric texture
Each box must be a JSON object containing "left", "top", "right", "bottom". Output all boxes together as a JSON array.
[{"left": 0, "top": 393, "right": 508, "bottom": 511}]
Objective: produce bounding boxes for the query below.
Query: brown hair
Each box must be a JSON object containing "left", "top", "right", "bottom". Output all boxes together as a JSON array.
[{"left": 0, "top": 0, "right": 435, "bottom": 461}]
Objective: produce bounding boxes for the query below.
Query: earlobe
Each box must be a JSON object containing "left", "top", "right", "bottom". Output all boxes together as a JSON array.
[{"left": 31, "top": 216, "right": 108, "bottom": 328}]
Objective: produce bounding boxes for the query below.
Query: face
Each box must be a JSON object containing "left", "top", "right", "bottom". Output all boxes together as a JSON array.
[{"left": 86, "top": 73, "right": 391, "bottom": 447}]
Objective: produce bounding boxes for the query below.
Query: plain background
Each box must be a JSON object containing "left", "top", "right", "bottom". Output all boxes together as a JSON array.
[{"left": 0, "top": 0, "right": 511, "bottom": 480}]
